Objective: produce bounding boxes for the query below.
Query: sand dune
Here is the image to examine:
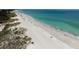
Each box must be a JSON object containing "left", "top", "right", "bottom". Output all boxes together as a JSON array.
[{"left": 16, "top": 11, "right": 79, "bottom": 49}]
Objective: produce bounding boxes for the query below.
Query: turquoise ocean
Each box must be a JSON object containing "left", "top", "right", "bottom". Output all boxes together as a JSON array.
[{"left": 20, "top": 9, "right": 79, "bottom": 36}]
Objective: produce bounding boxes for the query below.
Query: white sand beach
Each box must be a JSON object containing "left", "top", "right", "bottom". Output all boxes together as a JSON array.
[{"left": 15, "top": 11, "right": 79, "bottom": 49}]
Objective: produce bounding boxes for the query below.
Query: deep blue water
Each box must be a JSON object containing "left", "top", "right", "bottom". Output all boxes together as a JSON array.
[{"left": 19, "top": 9, "right": 79, "bottom": 36}]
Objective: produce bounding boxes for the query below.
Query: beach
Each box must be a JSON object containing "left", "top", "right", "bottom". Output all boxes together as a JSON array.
[{"left": 16, "top": 11, "right": 79, "bottom": 49}]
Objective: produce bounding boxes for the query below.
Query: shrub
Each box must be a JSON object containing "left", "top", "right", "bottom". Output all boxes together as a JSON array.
[{"left": 0, "top": 27, "right": 31, "bottom": 49}]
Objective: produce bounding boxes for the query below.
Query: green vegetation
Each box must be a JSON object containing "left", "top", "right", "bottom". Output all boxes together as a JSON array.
[{"left": 0, "top": 9, "right": 31, "bottom": 49}]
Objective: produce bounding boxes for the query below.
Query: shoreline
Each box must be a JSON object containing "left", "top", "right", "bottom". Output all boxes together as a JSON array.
[
  {"left": 18, "top": 10, "right": 79, "bottom": 37},
  {"left": 16, "top": 11, "right": 79, "bottom": 49},
  {"left": 19, "top": 11, "right": 79, "bottom": 38}
]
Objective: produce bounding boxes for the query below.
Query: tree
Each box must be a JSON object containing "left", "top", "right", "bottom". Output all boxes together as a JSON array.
[
  {"left": 0, "top": 9, "right": 32, "bottom": 49},
  {"left": 0, "top": 9, "right": 16, "bottom": 23}
]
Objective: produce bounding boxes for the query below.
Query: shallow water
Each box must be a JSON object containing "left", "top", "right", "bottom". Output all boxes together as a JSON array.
[{"left": 20, "top": 9, "right": 79, "bottom": 36}]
